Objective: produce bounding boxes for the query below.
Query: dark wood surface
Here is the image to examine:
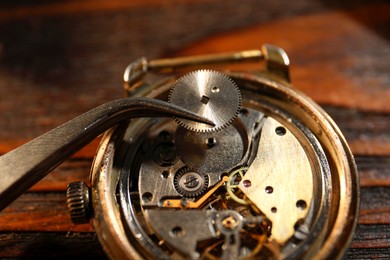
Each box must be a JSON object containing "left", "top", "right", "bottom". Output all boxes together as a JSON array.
[{"left": 0, "top": 0, "right": 389, "bottom": 258}]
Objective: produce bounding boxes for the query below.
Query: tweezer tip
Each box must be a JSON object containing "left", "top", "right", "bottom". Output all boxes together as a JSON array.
[{"left": 202, "top": 118, "right": 215, "bottom": 126}]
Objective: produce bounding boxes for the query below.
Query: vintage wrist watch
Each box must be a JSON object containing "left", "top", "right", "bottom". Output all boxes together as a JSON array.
[{"left": 66, "top": 45, "right": 359, "bottom": 259}]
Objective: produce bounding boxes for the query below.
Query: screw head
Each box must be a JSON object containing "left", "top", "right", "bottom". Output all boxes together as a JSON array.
[{"left": 184, "top": 174, "right": 200, "bottom": 189}]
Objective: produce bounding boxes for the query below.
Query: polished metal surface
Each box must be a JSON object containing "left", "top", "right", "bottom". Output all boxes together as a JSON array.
[
  {"left": 144, "top": 209, "right": 217, "bottom": 259},
  {"left": 0, "top": 97, "right": 213, "bottom": 211},
  {"left": 240, "top": 117, "right": 314, "bottom": 243},
  {"left": 174, "top": 124, "right": 246, "bottom": 173},
  {"left": 148, "top": 50, "right": 263, "bottom": 72},
  {"left": 169, "top": 70, "right": 241, "bottom": 132}
]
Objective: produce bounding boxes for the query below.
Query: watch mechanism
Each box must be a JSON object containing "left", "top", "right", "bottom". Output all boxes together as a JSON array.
[
  {"left": 85, "top": 46, "right": 358, "bottom": 260},
  {"left": 114, "top": 69, "right": 331, "bottom": 259}
]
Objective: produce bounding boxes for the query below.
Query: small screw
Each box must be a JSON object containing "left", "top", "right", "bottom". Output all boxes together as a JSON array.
[{"left": 184, "top": 175, "right": 200, "bottom": 189}]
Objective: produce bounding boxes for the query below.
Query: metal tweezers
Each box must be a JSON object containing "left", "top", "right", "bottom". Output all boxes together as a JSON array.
[{"left": 0, "top": 98, "right": 213, "bottom": 211}]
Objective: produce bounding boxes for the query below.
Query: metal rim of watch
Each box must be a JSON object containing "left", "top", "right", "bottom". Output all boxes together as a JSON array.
[{"left": 89, "top": 71, "right": 359, "bottom": 260}]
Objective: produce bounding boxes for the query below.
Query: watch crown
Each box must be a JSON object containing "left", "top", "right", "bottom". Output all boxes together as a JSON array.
[{"left": 66, "top": 181, "right": 91, "bottom": 225}]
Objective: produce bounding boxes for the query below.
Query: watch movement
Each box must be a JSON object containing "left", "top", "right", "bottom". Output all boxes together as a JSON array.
[{"left": 66, "top": 45, "right": 359, "bottom": 259}]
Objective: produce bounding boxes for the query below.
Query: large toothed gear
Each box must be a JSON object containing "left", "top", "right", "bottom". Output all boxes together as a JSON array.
[{"left": 168, "top": 70, "right": 241, "bottom": 132}]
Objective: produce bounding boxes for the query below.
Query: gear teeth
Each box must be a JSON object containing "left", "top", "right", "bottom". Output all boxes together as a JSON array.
[
  {"left": 66, "top": 181, "right": 91, "bottom": 224},
  {"left": 173, "top": 167, "right": 209, "bottom": 198},
  {"left": 169, "top": 70, "right": 241, "bottom": 133}
]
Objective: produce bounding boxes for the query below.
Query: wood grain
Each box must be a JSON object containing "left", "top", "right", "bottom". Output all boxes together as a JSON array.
[
  {"left": 0, "top": 0, "right": 388, "bottom": 258},
  {"left": 351, "top": 224, "right": 390, "bottom": 248},
  {"left": 0, "top": 232, "right": 106, "bottom": 258},
  {"left": 345, "top": 248, "right": 390, "bottom": 260},
  {"left": 0, "top": 192, "right": 94, "bottom": 232}
]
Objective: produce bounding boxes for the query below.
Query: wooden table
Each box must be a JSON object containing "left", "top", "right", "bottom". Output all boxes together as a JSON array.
[{"left": 0, "top": 1, "right": 389, "bottom": 258}]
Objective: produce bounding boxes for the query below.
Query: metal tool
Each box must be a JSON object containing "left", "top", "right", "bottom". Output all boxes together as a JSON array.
[{"left": 0, "top": 97, "right": 213, "bottom": 211}]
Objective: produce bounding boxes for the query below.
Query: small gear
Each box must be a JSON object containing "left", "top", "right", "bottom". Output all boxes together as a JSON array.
[
  {"left": 168, "top": 70, "right": 241, "bottom": 132},
  {"left": 174, "top": 167, "right": 209, "bottom": 198},
  {"left": 227, "top": 167, "right": 250, "bottom": 205}
]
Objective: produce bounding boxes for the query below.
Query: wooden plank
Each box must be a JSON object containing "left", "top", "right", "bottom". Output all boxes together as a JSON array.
[
  {"left": 0, "top": 232, "right": 106, "bottom": 258},
  {"left": 0, "top": 0, "right": 185, "bottom": 22},
  {"left": 324, "top": 106, "right": 390, "bottom": 156},
  {"left": 356, "top": 156, "right": 390, "bottom": 187},
  {"left": 350, "top": 224, "right": 390, "bottom": 248},
  {"left": 0, "top": 0, "right": 380, "bottom": 22},
  {"left": 345, "top": 248, "right": 390, "bottom": 260},
  {"left": 0, "top": 193, "right": 94, "bottom": 232},
  {"left": 359, "top": 187, "right": 390, "bottom": 225}
]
